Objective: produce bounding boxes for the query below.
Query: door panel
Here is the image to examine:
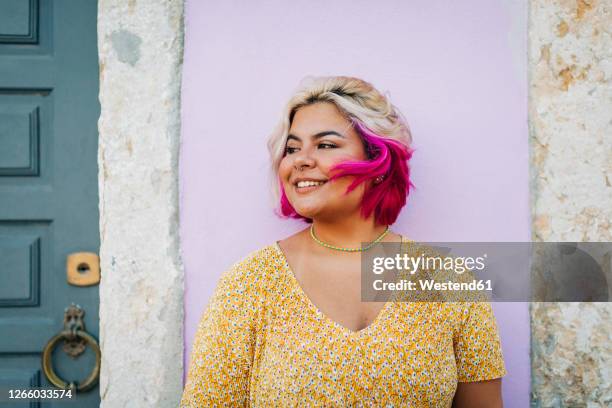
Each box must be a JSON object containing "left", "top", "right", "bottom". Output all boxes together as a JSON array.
[
  {"left": 0, "top": 1, "right": 100, "bottom": 406},
  {"left": 0, "top": 0, "right": 38, "bottom": 44}
]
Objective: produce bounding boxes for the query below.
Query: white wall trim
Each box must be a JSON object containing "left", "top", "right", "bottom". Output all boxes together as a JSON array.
[
  {"left": 97, "top": 1, "right": 185, "bottom": 406},
  {"left": 529, "top": 0, "right": 612, "bottom": 404}
]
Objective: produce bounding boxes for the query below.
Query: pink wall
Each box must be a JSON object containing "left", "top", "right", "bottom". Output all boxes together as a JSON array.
[{"left": 180, "top": 1, "right": 530, "bottom": 406}]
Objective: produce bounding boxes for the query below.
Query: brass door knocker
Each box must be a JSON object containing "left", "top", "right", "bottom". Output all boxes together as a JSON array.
[{"left": 41, "top": 304, "right": 101, "bottom": 392}]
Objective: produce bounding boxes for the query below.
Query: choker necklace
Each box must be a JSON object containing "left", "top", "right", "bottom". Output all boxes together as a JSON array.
[{"left": 310, "top": 225, "right": 390, "bottom": 252}]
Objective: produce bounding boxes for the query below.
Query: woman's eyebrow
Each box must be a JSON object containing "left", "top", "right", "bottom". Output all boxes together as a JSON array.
[{"left": 287, "top": 130, "right": 345, "bottom": 141}]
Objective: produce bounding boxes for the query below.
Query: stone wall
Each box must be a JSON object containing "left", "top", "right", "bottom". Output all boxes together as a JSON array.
[
  {"left": 529, "top": 0, "right": 611, "bottom": 405},
  {"left": 97, "top": 0, "right": 185, "bottom": 406}
]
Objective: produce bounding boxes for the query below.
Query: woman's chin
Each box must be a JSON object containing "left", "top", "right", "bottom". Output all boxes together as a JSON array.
[
  {"left": 293, "top": 208, "right": 319, "bottom": 220},
  {"left": 291, "top": 202, "right": 324, "bottom": 219}
]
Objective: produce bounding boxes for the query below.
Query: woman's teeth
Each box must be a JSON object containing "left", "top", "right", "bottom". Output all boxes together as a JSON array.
[{"left": 297, "top": 180, "right": 325, "bottom": 188}]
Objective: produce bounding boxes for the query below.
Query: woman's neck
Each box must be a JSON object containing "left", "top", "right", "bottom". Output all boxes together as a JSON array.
[{"left": 311, "top": 215, "right": 388, "bottom": 249}]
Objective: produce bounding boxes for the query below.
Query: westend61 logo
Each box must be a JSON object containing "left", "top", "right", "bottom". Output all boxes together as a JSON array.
[{"left": 360, "top": 242, "right": 612, "bottom": 302}]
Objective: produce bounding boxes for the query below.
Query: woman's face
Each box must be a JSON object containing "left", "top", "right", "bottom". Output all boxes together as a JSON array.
[{"left": 278, "top": 102, "right": 368, "bottom": 221}]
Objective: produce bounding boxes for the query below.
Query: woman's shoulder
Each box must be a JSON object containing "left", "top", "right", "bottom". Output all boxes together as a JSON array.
[
  {"left": 218, "top": 243, "right": 288, "bottom": 293},
  {"left": 232, "top": 243, "right": 286, "bottom": 271}
]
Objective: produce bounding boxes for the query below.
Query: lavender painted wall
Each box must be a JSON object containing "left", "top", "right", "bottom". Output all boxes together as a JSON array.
[{"left": 180, "top": 1, "right": 530, "bottom": 406}]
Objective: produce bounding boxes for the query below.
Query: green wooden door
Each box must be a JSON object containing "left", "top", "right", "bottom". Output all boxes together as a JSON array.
[{"left": 0, "top": 0, "right": 100, "bottom": 406}]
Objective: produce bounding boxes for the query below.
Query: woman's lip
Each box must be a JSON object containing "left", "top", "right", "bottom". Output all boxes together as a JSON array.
[{"left": 294, "top": 181, "right": 327, "bottom": 194}]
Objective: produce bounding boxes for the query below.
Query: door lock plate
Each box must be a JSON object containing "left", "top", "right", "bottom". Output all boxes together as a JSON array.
[{"left": 67, "top": 252, "right": 100, "bottom": 286}]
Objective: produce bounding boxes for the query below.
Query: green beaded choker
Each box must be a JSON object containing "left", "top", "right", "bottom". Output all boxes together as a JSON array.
[{"left": 309, "top": 225, "right": 390, "bottom": 252}]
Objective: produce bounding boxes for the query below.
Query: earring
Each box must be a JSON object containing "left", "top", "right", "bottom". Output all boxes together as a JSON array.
[{"left": 374, "top": 175, "right": 384, "bottom": 184}]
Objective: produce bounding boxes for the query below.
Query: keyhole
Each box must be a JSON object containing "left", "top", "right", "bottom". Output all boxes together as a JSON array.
[{"left": 77, "top": 263, "right": 90, "bottom": 274}]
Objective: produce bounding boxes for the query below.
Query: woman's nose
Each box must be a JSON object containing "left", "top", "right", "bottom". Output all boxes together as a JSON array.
[{"left": 293, "top": 150, "right": 315, "bottom": 170}]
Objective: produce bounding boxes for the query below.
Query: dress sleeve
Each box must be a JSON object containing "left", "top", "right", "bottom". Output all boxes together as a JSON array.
[
  {"left": 180, "top": 260, "right": 261, "bottom": 407},
  {"left": 453, "top": 302, "right": 507, "bottom": 382}
]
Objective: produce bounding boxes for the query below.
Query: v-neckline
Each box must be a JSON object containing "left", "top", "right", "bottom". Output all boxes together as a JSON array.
[{"left": 274, "top": 237, "right": 407, "bottom": 337}]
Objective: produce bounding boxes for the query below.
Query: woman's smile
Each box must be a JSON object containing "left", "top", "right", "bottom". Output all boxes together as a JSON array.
[{"left": 294, "top": 178, "right": 329, "bottom": 194}]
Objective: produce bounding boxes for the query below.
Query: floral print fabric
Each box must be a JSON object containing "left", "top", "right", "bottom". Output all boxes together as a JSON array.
[{"left": 180, "top": 243, "right": 506, "bottom": 407}]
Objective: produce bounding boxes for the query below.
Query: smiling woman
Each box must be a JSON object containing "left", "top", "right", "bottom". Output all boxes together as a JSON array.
[{"left": 180, "top": 76, "right": 506, "bottom": 407}]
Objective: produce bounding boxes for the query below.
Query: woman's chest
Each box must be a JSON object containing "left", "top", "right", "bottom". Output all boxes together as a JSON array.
[{"left": 250, "top": 302, "right": 460, "bottom": 406}]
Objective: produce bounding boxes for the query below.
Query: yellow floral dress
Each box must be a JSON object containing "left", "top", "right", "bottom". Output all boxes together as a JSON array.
[{"left": 180, "top": 241, "right": 506, "bottom": 407}]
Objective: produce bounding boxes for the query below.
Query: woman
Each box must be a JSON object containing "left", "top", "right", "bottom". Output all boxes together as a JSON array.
[{"left": 180, "top": 76, "right": 506, "bottom": 407}]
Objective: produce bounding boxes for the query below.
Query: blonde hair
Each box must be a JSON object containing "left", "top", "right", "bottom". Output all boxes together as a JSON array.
[{"left": 267, "top": 75, "right": 412, "bottom": 201}]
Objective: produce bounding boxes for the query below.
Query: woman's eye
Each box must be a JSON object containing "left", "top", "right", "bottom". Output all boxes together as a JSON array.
[
  {"left": 318, "top": 143, "right": 337, "bottom": 149},
  {"left": 285, "top": 146, "right": 299, "bottom": 155}
]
